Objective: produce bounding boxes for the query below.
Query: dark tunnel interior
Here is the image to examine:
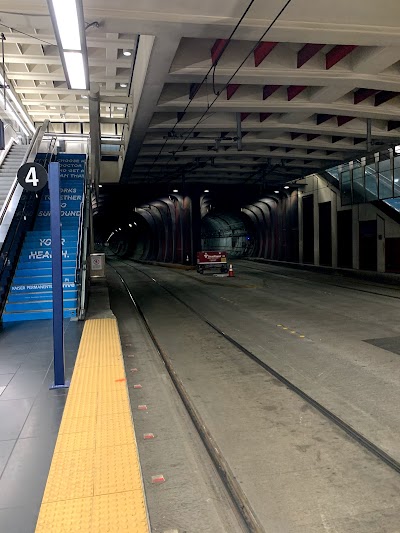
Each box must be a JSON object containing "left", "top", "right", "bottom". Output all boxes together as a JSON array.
[{"left": 95, "top": 185, "right": 301, "bottom": 264}]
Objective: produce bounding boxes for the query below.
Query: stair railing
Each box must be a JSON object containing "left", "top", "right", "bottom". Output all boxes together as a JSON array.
[
  {"left": 76, "top": 154, "right": 90, "bottom": 319},
  {"left": 0, "top": 122, "right": 54, "bottom": 318},
  {"left": 0, "top": 120, "right": 49, "bottom": 228}
]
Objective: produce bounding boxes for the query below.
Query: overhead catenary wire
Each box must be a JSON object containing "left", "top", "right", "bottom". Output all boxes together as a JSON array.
[
  {"left": 145, "top": 0, "right": 257, "bottom": 180},
  {"left": 157, "top": 0, "right": 295, "bottom": 184}
]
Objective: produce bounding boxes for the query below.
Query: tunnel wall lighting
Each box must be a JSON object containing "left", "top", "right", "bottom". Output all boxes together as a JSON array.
[
  {"left": 173, "top": 189, "right": 178, "bottom": 192},
  {"left": 204, "top": 189, "right": 209, "bottom": 193},
  {"left": 274, "top": 190, "right": 279, "bottom": 193},
  {"left": 284, "top": 185, "right": 290, "bottom": 189},
  {"left": 47, "top": 0, "right": 89, "bottom": 90},
  {"left": 128, "top": 223, "right": 132, "bottom": 227},
  {"left": 134, "top": 222, "right": 137, "bottom": 226}
]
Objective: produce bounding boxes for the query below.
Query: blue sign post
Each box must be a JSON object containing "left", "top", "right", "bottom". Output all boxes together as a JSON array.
[{"left": 48, "top": 162, "right": 68, "bottom": 389}]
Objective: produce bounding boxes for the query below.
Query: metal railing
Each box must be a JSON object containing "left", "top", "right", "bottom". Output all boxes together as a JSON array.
[
  {"left": 0, "top": 121, "right": 49, "bottom": 227},
  {"left": 76, "top": 151, "right": 91, "bottom": 319},
  {"left": 0, "top": 122, "right": 54, "bottom": 317}
]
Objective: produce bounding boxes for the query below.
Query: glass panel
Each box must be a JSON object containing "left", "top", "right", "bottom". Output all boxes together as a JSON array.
[
  {"left": 326, "top": 166, "right": 339, "bottom": 181},
  {"left": 340, "top": 165, "right": 352, "bottom": 206},
  {"left": 364, "top": 164, "right": 378, "bottom": 202},
  {"left": 393, "top": 154, "right": 400, "bottom": 197},
  {"left": 378, "top": 157, "right": 392, "bottom": 199},
  {"left": 352, "top": 162, "right": 365, "bottom": 203}
]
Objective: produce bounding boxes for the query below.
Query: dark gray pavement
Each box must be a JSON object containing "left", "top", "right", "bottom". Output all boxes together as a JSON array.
[
  {"left": 107, "top": 265, "right": 247, "bottom": 533},
  {"left": 0, "top": 319, "right": 82, "bottom": 533},
  {"left": 110, "top": 259, "right": 400, "bottom": 533},
  {"left": 134, "top": 259, "right": 400, "bottom": 462}
]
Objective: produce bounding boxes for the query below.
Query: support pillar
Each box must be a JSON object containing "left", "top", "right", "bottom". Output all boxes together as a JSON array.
[
  {"left": 313, "top": 175, "right": 320, "bottom": 266},
  {"left": 181, "top": 189, "right": 201, "bottom": 265}
]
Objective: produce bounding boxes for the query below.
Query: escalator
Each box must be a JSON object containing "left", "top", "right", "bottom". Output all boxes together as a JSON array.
[{"left": 1, "top": 153, "right": 86, "bottom": 322}]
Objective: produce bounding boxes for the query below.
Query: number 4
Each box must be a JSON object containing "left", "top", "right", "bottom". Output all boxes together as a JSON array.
[{"left": 25, "top": 167, "right": 39, "bottom": 187}]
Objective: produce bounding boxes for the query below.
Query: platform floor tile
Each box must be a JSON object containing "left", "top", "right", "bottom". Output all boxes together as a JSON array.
[{"left": 35, "top": 318, "right": 150, "bottom": 533}]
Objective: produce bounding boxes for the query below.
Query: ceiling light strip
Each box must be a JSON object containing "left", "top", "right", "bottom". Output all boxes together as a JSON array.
[{"left": 47, "top": 0, "right": 89, "bottom": 90}]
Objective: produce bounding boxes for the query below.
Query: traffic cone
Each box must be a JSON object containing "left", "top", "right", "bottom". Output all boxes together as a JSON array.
[{"left": 228, "top": 264, "right": 234, "bottom": 277}]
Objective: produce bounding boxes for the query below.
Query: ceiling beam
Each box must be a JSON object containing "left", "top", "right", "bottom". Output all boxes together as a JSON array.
[
  {"left": 263, "top": 85, "right": 281, "bottom": 100},
  {"left": 254, "top": 42, "right": 278, "bottom": 67},
  {"left": 297, "top": 44, "right": 325, "bottom": 68},
  {"left": 326, "top": 45, "right": 357, "bottom": 69}
]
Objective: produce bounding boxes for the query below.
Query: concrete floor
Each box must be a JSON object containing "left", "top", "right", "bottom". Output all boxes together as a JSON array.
[
  {"left": 110, "top": 259, "right": 400, "bottom": 533},
  {"left": 107, "top": 266, "right": 246, "bottom": 533},
  {"left": 0, "top": 319, "right": 82, "bottom": 533}
]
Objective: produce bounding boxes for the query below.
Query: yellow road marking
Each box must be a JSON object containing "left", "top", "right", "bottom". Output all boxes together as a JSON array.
[
  {"left": 35, "top": 318, "right": 150, "bottom": 533},
  {"left": 277, "top": 324, "right": 307, "bottom": 340}
]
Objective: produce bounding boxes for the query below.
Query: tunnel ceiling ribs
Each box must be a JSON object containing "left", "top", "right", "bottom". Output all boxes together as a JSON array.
[{"left": 131, "top": 31, "right": 400, "bottom": 185}]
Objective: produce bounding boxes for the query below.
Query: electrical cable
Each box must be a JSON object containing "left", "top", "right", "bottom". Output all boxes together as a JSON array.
[
  {"left": 0, "top": 22, "right": 54, "bottom": 46},
  {"left": 145, "top": 0, "right": 257, "bottom": 180},
  {"left": 158, "top": 0, "right": 294, "bottom": 184},
  {"left": 0, "top": 10, "right": 50, "bottom": 17}
]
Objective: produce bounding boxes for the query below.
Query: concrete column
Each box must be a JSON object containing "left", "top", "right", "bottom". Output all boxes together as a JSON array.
[
  {"left": 190, "top": 190, "right": 201, "bottom": 265},
  {"left": 352, "top": 205, "right": 360, "bottom": 269},
  {"left": 331, "top": 191, "right": 338, "bottom": 268},
  {"left": 377, "top": 215, "right": 385, "bottom": 272},
  {"left": 298, "top": 190, "right": 303, "bottom": 263},
  {"left": 181, "top": 190, "right": 201, "bottom": 265},
  {"left": 314, "top": 176, "right": 320, "bottom": 266}
]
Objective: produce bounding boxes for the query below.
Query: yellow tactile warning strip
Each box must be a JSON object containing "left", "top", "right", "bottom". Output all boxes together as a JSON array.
[{"left": 35, "top": 318, "right": 150, "bottom": 533}]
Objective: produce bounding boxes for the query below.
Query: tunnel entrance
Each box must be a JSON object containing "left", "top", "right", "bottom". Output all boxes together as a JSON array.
[{"left": 201, "top": 212, "right": 252, "bottom": 258}]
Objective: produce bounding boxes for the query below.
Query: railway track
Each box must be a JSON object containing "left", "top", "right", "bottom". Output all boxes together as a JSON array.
[{"left": 109, "top": 258, "right": 400, "bottom": 531}]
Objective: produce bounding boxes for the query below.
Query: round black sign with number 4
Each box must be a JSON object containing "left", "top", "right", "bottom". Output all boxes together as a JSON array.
[{"left": 17, "top": 162, "right": 48, "bottom": 192}]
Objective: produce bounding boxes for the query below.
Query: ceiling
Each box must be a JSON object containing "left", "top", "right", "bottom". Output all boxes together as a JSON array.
[
  {"left": 0, "top": 0, "right": 135, "bottom": 134},
  {"left": 2, "top": 1, "right": 400, "bottom": 185}
]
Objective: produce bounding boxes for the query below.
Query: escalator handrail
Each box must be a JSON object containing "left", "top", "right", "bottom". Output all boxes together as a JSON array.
[{"left": 0, "top": 120, "right": 49, "bottom": 226}]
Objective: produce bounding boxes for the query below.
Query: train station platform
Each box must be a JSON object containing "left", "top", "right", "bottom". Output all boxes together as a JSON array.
[
  {"left": 3, "top": 259, "right": 400, "bottom": 532},
  {"left": 0, "top": 283, "right": 151, "bottom": 533}
]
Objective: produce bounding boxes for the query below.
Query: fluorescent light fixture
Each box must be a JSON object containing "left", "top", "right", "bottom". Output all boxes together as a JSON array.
[
  {"left": 119, "top": 227, "right": 122, "bottom": 231},
  {"left": 134, "top": 222, "right": 137, "bottom": 226},
  {"left": 274, "top": 190, "right": 279, "bottom": 193},
  {"left": 117, "top": 107, "right": 124, "bottom": 110},
  {"left": 50, "top": 106, "right": 57, "bottom": 109},
  {"left": 83, "top": 105, "right": 89, "bottom": 109},
  {"left": 50, "top": 0, "right": 81, "bottom": 51},
  {"left": 123, "top": 50, "right": 132, "bottom": 56},
  {"left": 82, "top": 94, "right": 88, "bottom": 99},
  {"left": 64, "top": 52, "right": 87, "bottom": 90},
  {"left": 48, "top": 0, "right": 89, "bottom": 90},
  {"left": 204, "top": 189, "right": 209, "bottom": 193},
  {"left": 99, "top": 184, "right": 103, "bottom": 187},
  {"left": 128, "top": 223, "right": 132, "bottom": 227},
  {"left": 173, "top": 189, "right": 178, "bottom": 192},
  {"left": 120, "top": 83, "right": 127, "bottom": 88},
  {"left": 284, "top": 185, "right": 289, "bottom": 189}
]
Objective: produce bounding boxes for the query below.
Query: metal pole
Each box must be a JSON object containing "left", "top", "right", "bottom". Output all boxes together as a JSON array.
[{"left": 49, "top": 162, "right": 67, "bottom": 389}]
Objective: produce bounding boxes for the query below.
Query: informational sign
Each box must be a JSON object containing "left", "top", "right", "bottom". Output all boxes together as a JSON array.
[
  {"left": 57, "top": 153, "right": 86, "bottom": 180},
  {"left": 17, "top": 162, "right": 48, "bottom": 192},
  {"left": 90, "top": 253, "right": 105, "bottom": 277}
]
